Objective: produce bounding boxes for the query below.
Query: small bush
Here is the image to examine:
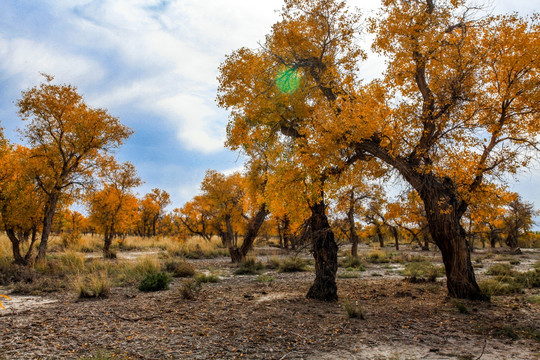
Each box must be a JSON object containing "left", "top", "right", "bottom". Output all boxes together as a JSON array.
[
  {"left": 255, "top": 274, "right": 275, "bottom": 283},
  {"left": 278, "top": 257, "right": 308, "bottom": 272},
  {"left": 341, "top": 256, "right": 365, "bottom": 271},
  {"left": 118, "top": 255, "right": 161, "bottom": 285},
  {"left": 486, "top": 263, "right": 514, "bottom": 276},
  {"left": 138, "top": 272, "right": 172, "bottom": 292},
  {"left": 194, "top": 273, "right": 220, "bottom": 283},
  {"left": 75, "top": 272, "right": 110, "bottom": 299},
  {"left": 164, "top": 260, "right": 195, "bottom": 278},
  {"left": 179, "top": 279, "right": 201, "bottom": 300},
  {"left": 265, "top": 256, "right": 282, "bottom": 270},
  {"left": 401, "top": 261, "right": 444, "bottom": 282},
  {"left": 453, "top": 300, "right": 469, "bottom": 314},
  {"left": 479, "top": 278, "right": 523, "bottom": 297},
  {"left": 343, "top": 299, "right": 365, "bottom": 319},
  {"left": 365, "top": 250, "right": 391, "bottom": 264},
  {"left": 514, "top": 269, "right": 540, "bottom": 288},
  {"left": 235, "top": 258, "right": 264, "bottom": 275}
]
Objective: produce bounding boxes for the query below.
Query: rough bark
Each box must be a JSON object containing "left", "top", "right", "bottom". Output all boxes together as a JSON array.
[
  {"left": 375, "top": 225, "right": 384, "bottom": 248},
  {"left": 36, "top": 192, "right": 60, "bottom": 263},
  {"left": 421, "top": 190, "right": 487, "bottom": 300},
  {"left": 347, "top": 206, "right": 359, "bottom": 258},
  {"left": 103, "top": 231, "right": 117, "bottom": 259},
  {"left": 229, "top": 204, "right": 269, "bottom": 263},
  {"left": 306, "top": 200, "right": 338, "bottom": 302}
]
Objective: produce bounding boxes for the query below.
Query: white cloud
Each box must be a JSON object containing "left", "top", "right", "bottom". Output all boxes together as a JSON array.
[
  {"left": 0, "top": 35, "right": 104, "bottom": 87},
  {"left": 36, "top": 0, "right": 284, "bottom": 154}
]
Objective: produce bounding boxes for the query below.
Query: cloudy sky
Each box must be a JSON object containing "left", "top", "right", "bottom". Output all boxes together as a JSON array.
[{"left": 0, "top": 0, "right": 538, "bottom": 214}]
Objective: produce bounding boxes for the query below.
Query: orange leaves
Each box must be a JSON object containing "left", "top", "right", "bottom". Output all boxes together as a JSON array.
[
  {"left": 87, "top": 161, "right": 142, "bottom": 238},
  {"left": 18, "top": 75, "right": 133, "bottom": 197}
]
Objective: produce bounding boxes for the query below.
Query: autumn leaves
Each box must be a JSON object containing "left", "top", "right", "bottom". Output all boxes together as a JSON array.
[{"left": 217, "top": 0, "right": 540, "bottom": 300}]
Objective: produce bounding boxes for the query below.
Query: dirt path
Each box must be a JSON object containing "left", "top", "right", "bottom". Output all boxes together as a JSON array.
[{"left": 0, "top": 249, "right": 539, "bottom": 359}]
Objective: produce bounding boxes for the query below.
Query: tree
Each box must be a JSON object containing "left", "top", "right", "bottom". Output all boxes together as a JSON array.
[
  {"left": 0, "top": 145, "right": 44, "bottom": 266},
  {"left": 503, "top": 195, "right": 537, "bottom": 253},
  {"left": 178, "top": 195, "right": 216, "bottom": 241},
  {"left": 18, "top": 75, "right": 133, "bottom": 263},
  {"left": 88, "top": 161, "right": 141, "bottom": 258},
  {"left": 137, "top": 188, "right": 171, "bottom": 237},
  {"left": 218, "top": 0, "right": 540, "bottom": 300},
  {"left": 390, "top": 191, "right": 431, "bottom": 250}
]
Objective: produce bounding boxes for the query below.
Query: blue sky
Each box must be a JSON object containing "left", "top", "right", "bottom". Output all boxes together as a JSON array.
[{"left": 0, "top": 0, "right": 538, "bottom": 214}]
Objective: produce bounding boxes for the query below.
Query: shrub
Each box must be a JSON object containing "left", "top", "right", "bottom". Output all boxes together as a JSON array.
[
  {"left": 255, "top": 274, "right": 275, "bottom": 283},
  {"left": 365, "top": 250, "right": 391, "bottom": 264},
  {"left": 164, "top": 260, "right": 195, "bottom": 278},
  {"left": 235, "top": 257, "right": 265, "bottom": 275},
  {"left": 453, "top": 300, "right": 469, "bottom": 314},
  {"left": 341, "top": 255, "right": 365, "bottom": 271},
  {"left": 179, "top": 279, "right": 201, "bottom": 300},
  {"left": 138, "top": 272, "right": 172, "bottom": 292},
  {"left": 401, "top": 261, "right": 445, "bottom": 282},
  {"left": 119, "top": 256, "right": 161, "bottom": 284},
  {"left": 479, "top": 278, "right": 523, "bottom": 297},
  {"left": 194, "top": 273, "right": 220, "bottom": 283},
  {"left": 75, "top": 272, "right": 110, "bottom": 299},
  {"left": 278, "top": 257, "right": 308, "bottom": 272},
  {"left": 514, "top": 269, "right": 540, "bottom": 288},
  {"left": 265, "top": 256, "right": 282, "bottom": 270},
  {"left": 343, "top": 299, "right": 365, "bottom": 319},
  {"left": 338, "top": 272, "right": 360, "bottom": 279},
  {"left": 486, "top": 263, "right": 514, "bottom": 277}
]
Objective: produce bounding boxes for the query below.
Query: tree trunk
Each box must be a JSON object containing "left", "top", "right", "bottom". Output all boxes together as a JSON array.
[
  {"left": 103, "top": 230, "right": 116, "bottom": 259},
  {"left": 306, "top": 200, "right": 338, "bottom": 302},
  {"left": 347, "top": 206, "right": 359, "bottom": 258},
  {"left": 505, "top": 230, "right": 521, "bottom": 253},
  {"left": 6, "top": 228, "right": 27, "bottom": 266},
  {"left": 376, "top": 225, "right": 384, "bottom": 248},
  {"left": 390, "top": 226, "right": 399, "bottom": 251},
  {"left": 229, "top": 204, "right": 269, "bottom": 263},
  {"left": 422, "top": 235, "right": 430, "bottom": 251},
  {"left": 422, "top": 193, "right": 487, "bottom": 300},
  {"left": 282, "top": 215, "right": 290, "bottom": 250},
  {"left": 36, "top": 192, "right": 60, "bottom": 264}
]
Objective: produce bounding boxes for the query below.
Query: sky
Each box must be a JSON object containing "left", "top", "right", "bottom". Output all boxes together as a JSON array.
[{"left": 0, "top": 0, "right": 538, "bottom": 215}]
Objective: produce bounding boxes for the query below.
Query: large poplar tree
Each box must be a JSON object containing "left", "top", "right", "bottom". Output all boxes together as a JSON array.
[{"left": 218, "top": 0, "right": 540, "bottom": 300}]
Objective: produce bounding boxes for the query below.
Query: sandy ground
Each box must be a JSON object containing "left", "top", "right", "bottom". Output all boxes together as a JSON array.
[{"left": 0, "top": 246, "right": 539, "bottom": 360}]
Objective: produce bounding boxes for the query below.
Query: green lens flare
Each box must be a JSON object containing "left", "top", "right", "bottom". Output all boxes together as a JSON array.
[{"left": 276, "top": 67, "right": 301, "bottom": 94}]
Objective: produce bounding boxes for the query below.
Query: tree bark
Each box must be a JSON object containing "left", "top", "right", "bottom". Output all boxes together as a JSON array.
[
  {"left": 376, "top": 225, "right": 384, "bottom": 248},
  {"left": 103, "top": 230, "right": 116, "bottom": 259},
  {"left": 306, "top": 200, "right": 338, "bottom": 302},
  {"left": 347, "top": 206, "right": 359, "bottom": 258},
  {"left": 421, "top": 190, "right": 487, "bottom": 300},
  {"left": 36, "top": 192, "right": 60, "bottom": 263},
  {"left": 229, "top": 204, "right": 269, "bottom": 263}
]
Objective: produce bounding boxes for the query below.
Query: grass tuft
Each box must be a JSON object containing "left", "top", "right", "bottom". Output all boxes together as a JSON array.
[
  {"left": 235, "top": 257, "right": 265, "bottom": 275},
  {"left": 138, "top": 272, "right": 172, "bottom": 292}
]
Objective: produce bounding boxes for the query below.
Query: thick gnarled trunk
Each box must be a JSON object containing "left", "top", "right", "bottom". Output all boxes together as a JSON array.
[
  {"left": 422, "top": 191, "right": 487, "bottom": 300},
  {"left": 306, "top": 201, "right": 338, "bottom": 302}
]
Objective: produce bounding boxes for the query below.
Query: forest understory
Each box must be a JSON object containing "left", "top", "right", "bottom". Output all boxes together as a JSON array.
[{"left": 1, "top": 245, "right": 539, "bottom": 360}]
